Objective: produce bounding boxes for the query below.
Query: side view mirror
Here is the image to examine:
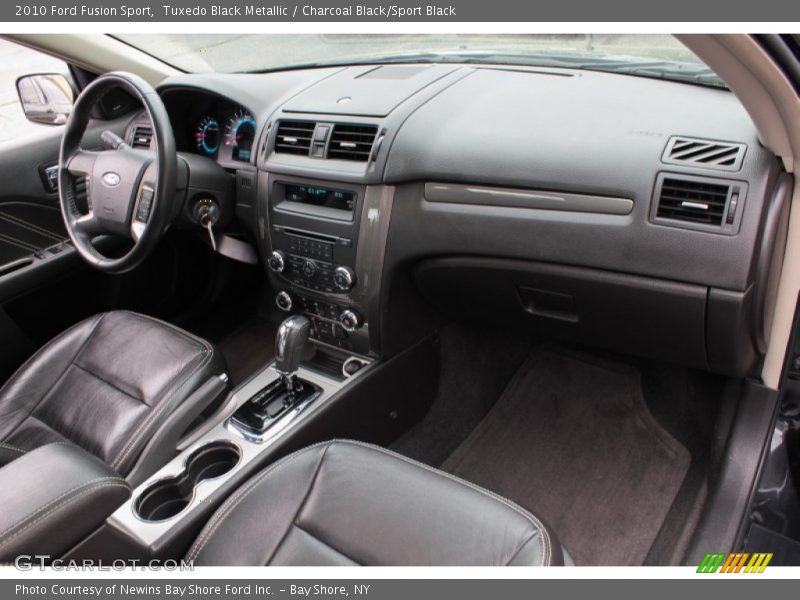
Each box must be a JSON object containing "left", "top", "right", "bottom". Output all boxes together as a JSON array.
[{"left": 16, "top": 73, "right": 74, "bottom": 126}]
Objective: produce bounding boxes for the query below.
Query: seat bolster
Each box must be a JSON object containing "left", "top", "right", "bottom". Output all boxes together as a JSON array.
[
  {"left": 0, "top": 311, "right": 228, "bottom": 477},
  {"left": 0, "top": 314, "right": 104, "bottom": 452},
  {"left": 189, "top": 440, "right": 563, "bottom": 566},
  {"left": 186, "top": 443, "right": 330, "bottom": 565},
  {"left": 0, "top": 442, "right": 131, "bottom": 562}
]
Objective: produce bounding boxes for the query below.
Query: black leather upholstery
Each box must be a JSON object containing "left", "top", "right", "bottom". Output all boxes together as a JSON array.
[
  {"left": 187, "top": 440, "right": 563, "bottom": 566},
  {"left": 0, "top": 311, "right": 226, "bottom": 478},
  {"left": 0, "top": 442, "right": 131, "bottom": 562}
]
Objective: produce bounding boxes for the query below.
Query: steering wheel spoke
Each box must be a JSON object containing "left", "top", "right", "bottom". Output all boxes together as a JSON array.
[
  {"left": 65, "top": 149, "right": 99, "bottom": 177},
  {"left": 72, "top": 211, "right": 103, "bottom": 237}
]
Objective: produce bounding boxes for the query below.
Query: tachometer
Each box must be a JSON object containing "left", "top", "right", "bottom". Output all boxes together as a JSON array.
[
  {"left": 225, "top": 109, "right": 256, "bottom": 162},
  {"left": 195, "top": 116, "right": 220, "bottom": 157}
]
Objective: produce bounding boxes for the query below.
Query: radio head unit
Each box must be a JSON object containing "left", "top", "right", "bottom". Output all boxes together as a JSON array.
[
  {"left": 274, "top": 181, "right": 356, "bottom": 221},
  {"left": 285, "top": 184, "right": 356, "bottom": 213}
]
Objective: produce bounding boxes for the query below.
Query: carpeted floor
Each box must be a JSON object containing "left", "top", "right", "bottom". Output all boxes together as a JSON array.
[{"left": 439, "top": 348, "right": 691, "bottom": 566}]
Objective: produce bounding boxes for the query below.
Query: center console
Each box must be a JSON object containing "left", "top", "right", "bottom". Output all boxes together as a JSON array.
[
  {"left": 93, "top": 317, "right": 373, "bottom": 559},
  {"left": 257, "top": 173, "right": 394, "bottom": 358}
]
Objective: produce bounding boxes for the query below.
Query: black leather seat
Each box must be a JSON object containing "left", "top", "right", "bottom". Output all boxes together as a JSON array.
[
  {"left": 0, "top": 311, "right": 227, "bottom": 483},
  {"left": 186, "top": 440, "right": 565, "bottom": 566}
]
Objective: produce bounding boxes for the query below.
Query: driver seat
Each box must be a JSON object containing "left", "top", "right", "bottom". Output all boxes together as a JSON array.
[{"left": 0, "top": 311, "right": 228, "bottom": 484}]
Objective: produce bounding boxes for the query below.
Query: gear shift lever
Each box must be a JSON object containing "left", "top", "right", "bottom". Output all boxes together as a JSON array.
[
  {"left": 274, "top": 315, "right": 311, "bottom": 391},
  {"left": 230, "top": 314, "right": 319, "bottom": 437}
]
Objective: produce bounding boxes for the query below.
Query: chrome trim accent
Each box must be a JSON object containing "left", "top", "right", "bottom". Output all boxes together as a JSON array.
[
  {"left": 681, "top": 201, "right": 709, "bottom": 211},
  {"left": 333, "top": 265, "right": 355, "bottom": 291},
  {"left": 275, "top": 290, "right": 293, "bottom": 312},
  {"left": 342, "top": 356, "right": 368, "bottom": 379},
  {"left": 339, "top": 309, "right": 362, "bottom": 333},
  {"left": 424, "top": 182, "right": 634, "bottom": 215},
  {"left": 108, "top": 360, "right": 371, "bottom": 548}
]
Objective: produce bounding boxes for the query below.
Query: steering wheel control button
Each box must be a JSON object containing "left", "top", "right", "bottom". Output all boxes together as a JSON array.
[
  {"left": 339, "top": 309, "right": 363, "bottom": 332},
  {"left": 276, "top": 291, "right": 294, "bottom": 312},
  {"left": 135, "top": 188, "right": 154, "bottom": 222},
  {"left": 268, "top": 250, "right": 286, "bottom": 273},
  {"left": 333, "top": 266, "right": 356, "bottom": 292}
]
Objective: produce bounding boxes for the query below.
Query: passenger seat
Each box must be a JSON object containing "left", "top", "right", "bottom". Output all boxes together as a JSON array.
[{"left": 186, "top": 440, "right": 566, "bottom": 566}]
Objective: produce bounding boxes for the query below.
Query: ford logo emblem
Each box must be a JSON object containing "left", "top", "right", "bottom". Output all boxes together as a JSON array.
[{"left": 102, "top": 172, "right": 121, "bottom": 187}]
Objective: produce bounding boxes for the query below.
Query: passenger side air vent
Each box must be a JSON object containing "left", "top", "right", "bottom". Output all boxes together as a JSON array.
[
  {"left": 274, "top": 121, "right": 315, "bottom": 156},
  {"left": 656, "top": 177, "right": 728, "bottom": 225},
  {"left": 652, "top": 174, "right": 747, "bottom": 235},
  {"left": 662, "top": 136, "right": 746, "bottom": 171},
  {"left": 129, "top": 125, "right": 153, "bottom": 149},
  {"left": 327, "top": 124, "right": 379, "bottom": 162}
]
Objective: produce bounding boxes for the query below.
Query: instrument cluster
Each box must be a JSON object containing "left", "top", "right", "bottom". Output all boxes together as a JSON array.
[
  {"left": 158, "top": 88, "right": 258, "bottom": 166},
  {"left": 193, "top": 108, "right": 256, "bottom": 163}
]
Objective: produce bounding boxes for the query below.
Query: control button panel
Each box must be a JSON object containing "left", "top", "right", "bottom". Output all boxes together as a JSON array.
[
  {"left": 289, "top": 293, "right": 359, "bottom": 350},
  {"left": 135, "top": 188, "right": 154, "bottom": 222},
  {"left": 285, "top": 254, "right": 336, "bottom": 293},
  {"left": 287, "top": 235, "right": 333, "bottom": 260}
]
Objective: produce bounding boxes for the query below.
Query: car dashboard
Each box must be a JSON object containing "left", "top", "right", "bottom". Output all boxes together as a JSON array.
[{"left": 125, "top": 63, "right": 790, "bottom": 379}]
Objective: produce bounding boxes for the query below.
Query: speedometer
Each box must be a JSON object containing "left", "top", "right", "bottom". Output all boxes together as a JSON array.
[
  {"left": 195, "top": 116, "right": 220, "bottom": 156},
  {"left": 224, "top": 109, "right": 256, "bottom": 162}
]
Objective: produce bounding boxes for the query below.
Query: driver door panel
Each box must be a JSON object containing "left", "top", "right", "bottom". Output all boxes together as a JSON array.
[{"left": 0, "top": 116, "right": 131, "bottom": 380}]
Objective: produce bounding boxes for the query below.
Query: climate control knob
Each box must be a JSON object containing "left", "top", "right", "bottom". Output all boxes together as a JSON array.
[
  {"left": 333, "top": 266, "right": 356, "bottom": 292},
  {"left": 268, "top": 250, "right": 286, "bottom": 273},
  {"left": 275, "top": 291, "right": 294, "bottom": 312},
  {"left": 339, "top": 309, "right": 363, "bottom": 332}
]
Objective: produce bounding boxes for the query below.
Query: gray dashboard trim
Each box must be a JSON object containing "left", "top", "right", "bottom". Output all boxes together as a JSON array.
[{"left": 424, "top": 182, "right": 634, "bottom": 215}]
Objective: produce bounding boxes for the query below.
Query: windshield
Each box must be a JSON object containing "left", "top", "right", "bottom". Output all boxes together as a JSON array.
[{"left": 113, "top": 34, "right": 725, "bottom": 88}]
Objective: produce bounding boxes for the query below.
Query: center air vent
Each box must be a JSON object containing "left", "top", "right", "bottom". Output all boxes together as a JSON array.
[
  {"left": 274, "top": 121, "right": 315, "bottom": 155},
  {"left": 652, "top": 174, "right": 746, "bottom": 235},
  {"left": 327, "top": 124, "right": 379, "bottom": 162},
  {"left": 273, "top": 120, "right": 379, "bottom": 162},
  {"left": 129, "top": 124, "right": 153, "bottom": 149},
  {"left": 662, "top": 136, "right": 746, "bottom": 171}
]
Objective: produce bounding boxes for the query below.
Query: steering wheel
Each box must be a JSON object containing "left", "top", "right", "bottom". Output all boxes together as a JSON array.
[{"left": 58, "top": 72, "right": 177, "bottom": 274}]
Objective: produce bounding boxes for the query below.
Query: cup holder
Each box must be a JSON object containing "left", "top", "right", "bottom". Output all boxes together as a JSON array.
[{"left": 134, "top": 440, "right": 241, "bottom": 522}]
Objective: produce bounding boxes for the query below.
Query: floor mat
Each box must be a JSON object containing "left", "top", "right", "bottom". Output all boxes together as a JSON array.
[
  {"left": 217, "top": 318, "right": 276, "bottom": 386},
  {"left": 441, "top": 348, "right": 691, "bottom": 565}
]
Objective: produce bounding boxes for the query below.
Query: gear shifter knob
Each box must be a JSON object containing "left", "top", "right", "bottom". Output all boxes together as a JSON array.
[{"left": 274, "top": 315, "right": 311, "bottom": 378}]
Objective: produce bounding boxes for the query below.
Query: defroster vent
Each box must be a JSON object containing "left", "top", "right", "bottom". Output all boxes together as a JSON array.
[{"left": 662, "top": 136, "right": 746, "bottom": 171}]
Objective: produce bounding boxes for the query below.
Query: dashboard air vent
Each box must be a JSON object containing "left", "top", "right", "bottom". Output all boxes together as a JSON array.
[
  {"left": 274, "top": 121, "right": 315, "bottom": 156},
  {"left": 129, "top": 125, "right": 153, "bottom": 149},
  {"left": 327, "top": 124, "right": 379, "bottom": 162},
  {"left": 662, "top": 136, "right": 746, "bottom": 171},
  {"left": 656, "top": 177, "right": 730, "bottom": 226}
]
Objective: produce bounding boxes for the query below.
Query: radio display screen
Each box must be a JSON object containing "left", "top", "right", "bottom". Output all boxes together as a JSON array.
[{"left": 284, "top": 184, "right": 356, "bottom": 213}]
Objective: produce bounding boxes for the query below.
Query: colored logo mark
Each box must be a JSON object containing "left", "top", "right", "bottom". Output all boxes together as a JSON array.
[{"left": 697, "top": 552, "right": 773, "bottom": 573}]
